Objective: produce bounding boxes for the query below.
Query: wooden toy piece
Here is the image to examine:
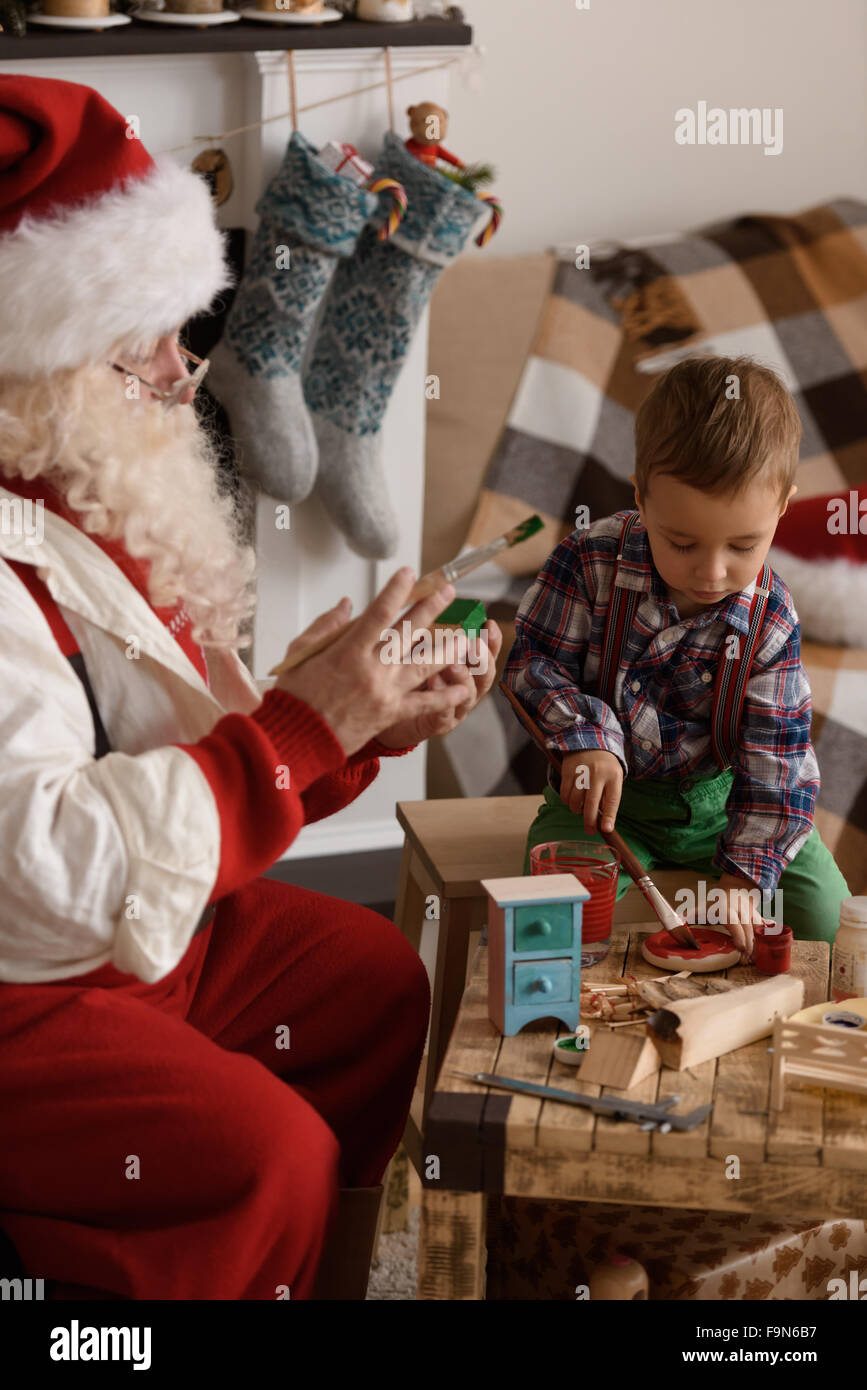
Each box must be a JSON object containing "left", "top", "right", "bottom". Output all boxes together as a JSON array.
[
  {"left": 646, "top": 973, "right": 805, "bottom": 1070},
  {"left": 642, "top": 926, "right": 741, "bottom": 973},
  {"left": 577, "top": 1030, "right": 660, "bottom": 1089},
  {"left": 588, "top": 1253, "right": 649, "bottom": 1301},
  {"left": 770, "top": 1015, "right": 867, "bottom": 1110},
  {"left": 482, "top": 874, "right": 589, "bottom": 1038},
  {"left": 433, "top": 597, "right": 487, "bottom": 639}
]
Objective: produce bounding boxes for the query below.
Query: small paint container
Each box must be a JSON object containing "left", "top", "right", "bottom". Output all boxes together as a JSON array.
[
  {"left": 752, "top": 922, "right": 793, "bottom": 974},
  {"left": 553, "top": 1035, "right": 586, "bottom": 1066}
]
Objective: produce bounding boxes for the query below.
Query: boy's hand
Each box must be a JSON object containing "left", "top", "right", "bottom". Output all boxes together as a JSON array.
[
  {"left": 715, "top": 872, "right": 764, "bottom": 958},
  {"left": 560, "top": 749, "right": 623, "bottom": 834}
]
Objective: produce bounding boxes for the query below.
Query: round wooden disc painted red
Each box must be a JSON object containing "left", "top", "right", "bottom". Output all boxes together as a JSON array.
[{"left": 642, "top": 927, "right": 741, "bottom": 972}]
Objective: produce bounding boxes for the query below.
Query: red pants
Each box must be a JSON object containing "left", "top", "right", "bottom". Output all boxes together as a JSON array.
[{"left": 0, "top": 877, "right": 429, "bottom": 1300}]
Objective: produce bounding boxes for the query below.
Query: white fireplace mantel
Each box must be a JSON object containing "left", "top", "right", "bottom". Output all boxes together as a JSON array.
[{"left": 0, "top": 40, "right": 469, "bottom": 857}]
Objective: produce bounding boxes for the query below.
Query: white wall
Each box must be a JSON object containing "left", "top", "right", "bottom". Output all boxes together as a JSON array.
[{"left": 449, "top": 0, "right": 867, "bottom": 251}]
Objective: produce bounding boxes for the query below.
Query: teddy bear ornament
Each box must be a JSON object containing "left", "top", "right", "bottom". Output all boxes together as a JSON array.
[{"left": 404, "top": 102, "right": 496, "bottom": 196}]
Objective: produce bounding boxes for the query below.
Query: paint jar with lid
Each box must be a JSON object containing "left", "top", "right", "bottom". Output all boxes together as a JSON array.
[
  {"left": 753, "top": 921, "right": 793, "bottom": 975},
  {"left": 831, "top": 897, "right": 867, "bottom": 1002}
]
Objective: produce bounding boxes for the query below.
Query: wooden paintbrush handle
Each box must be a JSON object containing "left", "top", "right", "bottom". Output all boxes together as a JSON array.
[
  {"left": 267, "top": 567, "right": 451, "bottom": 677},
  {"left": 598, "top": 825, "right": 646, "bottom": 884},
  {"left": 268, "top": 616, "right": 357, "bottom": 677},
  {"left": 497, "top": 681, "right": 564, "bottom": 773}
]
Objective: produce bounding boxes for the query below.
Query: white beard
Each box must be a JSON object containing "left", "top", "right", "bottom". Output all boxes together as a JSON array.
[{"left": 0, "top": 364, "right": 257, "bottom": 650}]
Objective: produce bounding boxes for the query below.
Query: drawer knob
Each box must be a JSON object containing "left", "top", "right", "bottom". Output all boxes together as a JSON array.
[
  {"left": 535, "top": 976, "right": 553, "bottom": 994},
  {"left": 530, "top": 918, "right": 552, "bottom": 935}
]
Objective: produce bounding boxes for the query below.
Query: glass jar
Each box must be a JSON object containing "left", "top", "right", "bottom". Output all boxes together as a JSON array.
[
  {"left": 529, "top": 840, "right": 620, "bottom": 966},
  {"left": 831, "top": 896, "right": 867, "bottom": 1002}
]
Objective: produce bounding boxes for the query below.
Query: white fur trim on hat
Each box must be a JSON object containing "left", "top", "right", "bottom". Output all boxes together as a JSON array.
[
  {"left": 770, "top": 545, "right": 867, "bottom": 647},
  {"left": 0, "top": 158, "right": 232, "bottom": 378}
]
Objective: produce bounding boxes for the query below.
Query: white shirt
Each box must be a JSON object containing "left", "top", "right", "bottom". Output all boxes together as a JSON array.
[{"left": 0, "top": 484, "right": 264, "bottom": 985}]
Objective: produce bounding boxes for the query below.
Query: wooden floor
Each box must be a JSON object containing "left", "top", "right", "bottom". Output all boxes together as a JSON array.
[{"left": 425, "top": 926, "right": 867, "bottom": 1221}]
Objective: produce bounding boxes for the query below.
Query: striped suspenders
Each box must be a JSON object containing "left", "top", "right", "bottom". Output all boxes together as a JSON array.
[
  {"left": 597, "top": 512, "right": 771, "bottom": 771},
  {"left": 597, "top": 512, "right": 643, "bottom": 709},
  {"left": 710, "top": 563, "right": 772, "bottom": 770}
]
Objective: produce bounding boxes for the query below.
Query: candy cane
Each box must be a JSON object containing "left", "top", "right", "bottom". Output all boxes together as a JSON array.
[
  {"left": 367, "top": 177, "right": 408, "bottom": 241},
  {"left": 475, "top": 192, "right": 503, "bottom": 247}
]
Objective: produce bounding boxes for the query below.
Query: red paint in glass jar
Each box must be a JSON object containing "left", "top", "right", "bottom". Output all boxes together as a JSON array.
[
  {"left": 752, "top": 922, "right": 793, "bottom": 974},
  {"left": 529, "top": 840, "right": 620, "bottom": 966}
]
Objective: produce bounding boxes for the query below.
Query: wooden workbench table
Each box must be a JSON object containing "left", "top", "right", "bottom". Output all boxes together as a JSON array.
[{"left": 418, "top": 926, "right": 867, "bottom": 1300}]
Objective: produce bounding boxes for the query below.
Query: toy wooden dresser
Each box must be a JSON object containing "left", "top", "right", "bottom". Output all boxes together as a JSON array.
[{"left": 482, "top": 875, "right": 589, "bottom": 1036}]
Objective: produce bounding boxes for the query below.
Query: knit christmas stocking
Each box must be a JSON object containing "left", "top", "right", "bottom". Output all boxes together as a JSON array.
[
  {"left": 303, "top": 131, "right": 485, "bottom": 559},
  {"left": 207, "top": 131, "right": 379, "bottom": 502}
]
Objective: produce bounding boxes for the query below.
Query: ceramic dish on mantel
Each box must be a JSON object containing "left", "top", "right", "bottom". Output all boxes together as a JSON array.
[
  {"left": 237, "top": 5, "right": 343, "bottom": 22},
  {"left": 27, "top": 9, "right": 132, "bottom": 26},
  {"left": 130, "top": 7, "right": 240, "bottom": 22}
]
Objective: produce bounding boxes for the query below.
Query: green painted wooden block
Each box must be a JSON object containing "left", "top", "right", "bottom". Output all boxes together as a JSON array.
[{"left": 433, "top": 598, "right": 487, "bottom": 637}]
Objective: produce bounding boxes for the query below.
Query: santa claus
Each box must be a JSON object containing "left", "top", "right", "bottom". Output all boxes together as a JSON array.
[{"left": 0, "top": 74, "right": 501, "bottom": 1300}]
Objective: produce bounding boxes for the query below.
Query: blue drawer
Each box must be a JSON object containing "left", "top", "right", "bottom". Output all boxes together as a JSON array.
[
  {"left": 513, "top": 901, "right": 573, "bottom": 953},
  {"left": 513, "top": 958, "right": 573, "bottom": 1006}
]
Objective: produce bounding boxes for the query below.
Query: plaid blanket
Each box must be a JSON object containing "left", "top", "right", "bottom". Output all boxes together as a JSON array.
[
  {"left": 443, "top": 199, "right": 867, "bottom": 892},
  {"left": 457, "top": 197, "right": 867, "bottom": 606}
]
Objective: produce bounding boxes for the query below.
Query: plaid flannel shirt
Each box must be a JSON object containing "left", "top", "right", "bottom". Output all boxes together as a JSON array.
[{"left": 503, "top": 511, "right": 819, "bottom": 893}]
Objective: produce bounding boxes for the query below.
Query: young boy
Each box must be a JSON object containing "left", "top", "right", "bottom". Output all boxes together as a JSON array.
[{"left": 504, "top": 355, "right": 850, "bottom": 954}]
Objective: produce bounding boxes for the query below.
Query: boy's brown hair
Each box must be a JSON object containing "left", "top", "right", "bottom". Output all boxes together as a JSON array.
[{"left": 633, "top": 355, "right": 801, "bottom": 503}]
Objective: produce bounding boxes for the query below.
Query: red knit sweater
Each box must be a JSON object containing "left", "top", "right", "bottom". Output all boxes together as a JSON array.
[{"left": 1, "top": 472, "right": 414, "bottom": 904}]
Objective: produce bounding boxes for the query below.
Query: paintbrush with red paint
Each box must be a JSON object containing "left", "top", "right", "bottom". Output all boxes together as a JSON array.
[{"left": 498, "top": 681, "right": 700, "bottom": 950}]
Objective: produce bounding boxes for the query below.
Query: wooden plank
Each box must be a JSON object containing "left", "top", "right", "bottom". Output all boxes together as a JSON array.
[
  {"left": 706, "top": 958, "right": 775, "bottom": 1165},
  {"left": 593, "top": 931, "right": 662, "bottom": 1156},
  {"left": 653, "top": 1053, "right": 717, "bottom": 1161},
  {"left": 767, "top": 941, "right": 829, "bottom": 1165},
  {"left": 426, "top": 897, "right": 483, "bottom": 1100},
  {"left": 502, "top": 1147, "right": 867, "bottom": 1221},
  {"left": 418, "top": 1190, "right": 486, "bottom": 1301},
  {"left": 435, "top": 946, "right": 502, "bottom": 1087},
  {"left": 494, "top": 1021, "right": 557, "bottom": 1152},
  {"left": 393, "top": 846, "right": 429, "bottom": 954},
  {"left": 709, "top": 942, "right": 828, "bottom": 1165},
  {"left": 422, "top": 948, "right": 501, "bottom": 1192},
  {"left": 535, "top": 929, "right": 631, "bottom": 1154},
  {"left": 642, "top": 923, "right": 721, "bottom": 1162},
  {"left": 822, "top": 1007, "right": 867, "bottom": 1168},
  {"left": 708, "top": 1037, "right": 770, "bottom": 1164}
]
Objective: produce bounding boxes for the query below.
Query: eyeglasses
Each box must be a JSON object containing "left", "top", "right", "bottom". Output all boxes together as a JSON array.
[{"left": 111, "top": 344, "right": 210, "bottom": 408}]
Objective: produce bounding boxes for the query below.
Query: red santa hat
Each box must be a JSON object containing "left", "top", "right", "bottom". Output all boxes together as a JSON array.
[
  {"left": 0, "top": 74, "right": 231, "bottom": 378},
  {"left": 769, "top": 485, "right": 867, "bottom": 647}
]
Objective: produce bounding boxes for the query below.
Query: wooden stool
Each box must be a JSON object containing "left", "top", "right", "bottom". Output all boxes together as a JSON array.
[{"left": 392, "top": 795, "right": 703, "bottom": 1175}]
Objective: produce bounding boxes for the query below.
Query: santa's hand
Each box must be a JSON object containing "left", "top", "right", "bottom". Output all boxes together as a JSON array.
[
  {"left": 274, "top": 569, "right": 468, "bottom": 757},
  {"left": 377, "top": 621, "right": 503, "bottom": 748}
]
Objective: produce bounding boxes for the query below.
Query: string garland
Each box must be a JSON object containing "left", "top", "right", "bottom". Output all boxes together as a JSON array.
[{"left": 158, "top": 49, "right": 471, "bottom": 156}]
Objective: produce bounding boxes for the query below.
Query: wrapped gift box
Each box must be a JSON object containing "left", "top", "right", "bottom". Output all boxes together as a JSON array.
[
  {"left": 318, "top": 141, "right": 374, "bottom": 188},
  {"left": 485, "top": 1196, "right": 867, "bottom": 1300}
]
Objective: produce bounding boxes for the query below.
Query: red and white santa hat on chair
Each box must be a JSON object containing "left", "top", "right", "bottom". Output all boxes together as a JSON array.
[
  {"left": 770, "top": 485, "right": 867, "bottom": 647},
  {"left": 0, "top": 73, "right": 231, "bottom": 379}
]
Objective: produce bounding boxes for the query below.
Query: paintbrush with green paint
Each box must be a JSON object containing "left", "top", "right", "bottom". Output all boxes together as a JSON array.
[{"left": 269, "top": 514, "right": 545, "bottom": 676}]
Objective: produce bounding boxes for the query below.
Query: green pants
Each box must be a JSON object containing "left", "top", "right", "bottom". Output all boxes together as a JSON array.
[{"left": 523, "top": 771, "right": 850, "bottom": 944}]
